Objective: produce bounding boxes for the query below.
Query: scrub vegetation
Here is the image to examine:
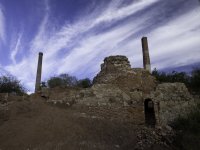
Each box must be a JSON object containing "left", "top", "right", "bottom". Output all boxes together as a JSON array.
[{"left": 152, "top": 68, "right": 200, "bottom": 93}]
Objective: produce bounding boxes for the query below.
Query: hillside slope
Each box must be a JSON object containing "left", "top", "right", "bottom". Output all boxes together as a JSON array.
[{"left": 0, "top": 96, "right": 173, "bottom": 150}]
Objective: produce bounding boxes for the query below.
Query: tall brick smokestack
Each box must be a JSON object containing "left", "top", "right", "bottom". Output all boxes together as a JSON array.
[
  {"left": 35, "top": 52, "right": 43, "bottom": 93},
  {"left": 141, "top": 37, "right": 151, "bottom": 73}
]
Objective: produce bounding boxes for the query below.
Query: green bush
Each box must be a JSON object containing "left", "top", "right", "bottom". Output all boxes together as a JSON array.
[
  {"left": 47, "top": 77, "right": 63, "bottom": 88},
  {"left": 47, "top": 74, "right": 93, "bottom": 89},
  {"left": 77, "top": 78, "right": 92, "bottom": 88},
  {"left": 152, "top": 68, "right": 190, "bottom": 85},
  {"left": 152, "top": 68, "right": 200, "bottom": 92},
  {"left": 191, "top": 68, "right": 200, "bottom": 92},
  {"left": 0, "top": 75, "right": 26, "bottom": 95},
  {"left": 47, "top": 74, "right": 78, "bottom": 88}
]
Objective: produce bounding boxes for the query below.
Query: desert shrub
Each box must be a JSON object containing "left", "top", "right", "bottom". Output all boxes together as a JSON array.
[
  {"left": 59, "top": 74, "right": 78, "bottom": 87},
  {"left": 152, "top": 68, "right": 190, "bottom": 85},
  {"left": 77, "top": 78, "right": 92, "bottom": 88},
  {"left": 47, "top": 77, "right": 63, "bottom": 88},
  {"left": 47, "top": 74, "right": 78, "bottom": 88},
  {"left": 0, "top": 75, "right": 26, "bottom": 95},
  {"left": 152, "top": 68, "right": 200, "bottom": 93},
  {"left": 47, "top": 74, "right": 93, "bottom": 89},
  {"left": 190, "top": 68, "right": 200, "bottom": 92}
]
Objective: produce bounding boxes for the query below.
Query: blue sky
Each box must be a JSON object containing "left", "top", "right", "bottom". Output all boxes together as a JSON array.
[{"left": 0, "top": 0, "right": 200, "bottom": 92}]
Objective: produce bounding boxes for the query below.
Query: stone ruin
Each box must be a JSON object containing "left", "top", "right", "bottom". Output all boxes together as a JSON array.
[
  {"left": 93, "top": 55, "right": 156, "bottom": 94},
  {"left": 38, "top": 37, "right": 195, "bottom": 127}
]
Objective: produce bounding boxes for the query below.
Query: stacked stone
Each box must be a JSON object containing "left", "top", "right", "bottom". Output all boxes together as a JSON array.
[
  {"left": 101, "top": 55, "right": 131, "bottom": 72},
  {"left": 152, "top": 83, "right": 195, "bottom": 125},
  {"left": 35, "top": 52, "right": 43, "bottom": 93},
  {"left": 93, "top": 55, "right": 156, "bottom": 95},
  {"left": 141, "top": 37, "right": 151, "bottom": 73},
  {"left": 93, "top": 55, "right": 133, "bottom": 84}
]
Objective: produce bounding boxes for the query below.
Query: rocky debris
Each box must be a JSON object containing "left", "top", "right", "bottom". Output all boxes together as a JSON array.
[{"left": 134, "top": 126, "right": 175, "bottom": 150}]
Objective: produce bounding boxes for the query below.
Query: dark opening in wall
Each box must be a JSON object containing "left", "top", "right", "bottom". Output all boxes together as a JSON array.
[{"left": 144, "top": 99, "right": 156, "bottom": 127}]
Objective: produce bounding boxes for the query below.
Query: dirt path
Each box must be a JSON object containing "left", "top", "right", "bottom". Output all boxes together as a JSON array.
[{"left": 0, "top": 98, "right": 171, "bottom": 150}]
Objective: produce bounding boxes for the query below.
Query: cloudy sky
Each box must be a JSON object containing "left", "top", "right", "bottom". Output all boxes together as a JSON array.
[{"left": 0, "top": 0, "right": 200, "bottom": 92}]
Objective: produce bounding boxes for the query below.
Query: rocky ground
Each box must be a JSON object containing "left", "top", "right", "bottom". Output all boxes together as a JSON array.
[{"left": 0, "top": 95, "right": 175, "bottom": 150}]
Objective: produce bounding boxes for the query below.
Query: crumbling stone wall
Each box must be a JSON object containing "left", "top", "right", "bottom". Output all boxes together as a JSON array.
[
  {"left": 44, "top": 84, "right": 133, "bottom": 107},
  {"left": 151, "top": 83, "right": 195, "bottom": 126},
  {"left": 45, "top": 56, "right": 157, "bottom": 107},
  {"left": 93, "top": 55, "right": 156, "bottom": 94},
  {"left": 42, "top": 87, "right": 81, "bottom": 106},
  {"left": 78, "top": 84, "right": 131, "bottom": 106},
  {"left": 41, "top": 55, "right": 196, "bottom": 127}
]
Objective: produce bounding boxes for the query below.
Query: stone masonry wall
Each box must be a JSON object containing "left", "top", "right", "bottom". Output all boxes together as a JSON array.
[
  {"left": 151, "top": 83, "right": 195, "bottom": 126},
  {"left": 41, "top": 56, "right": 196, "bottom": 127},
  {"left": 44, "top": 84, "right": 134, "bottom": 107},
  {"left": 93, "top": 55, "right": 157, "bottom": 94}
]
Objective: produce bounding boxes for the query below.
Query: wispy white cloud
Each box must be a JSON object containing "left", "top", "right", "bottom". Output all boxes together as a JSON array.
[
  {"left": 30, "top": 0, "right": 50, "bottom": 53},
  {"left": 4, "top": 0, "right": 200, "bottom": 93},
  {"left": 26, "top": 0, "right": 155, "bottom": 78},
  {"left": 5, "top": 0, "right": 50, "bottom": 92},
  {"left": 93, "top": 0, "right": 158, "bottom": 25},
  {"left": 10, "top": 33, "right": 23, "bottom": 64},
  {"left": 148, "top": 8, "right": 200, "bottom": 69},
  {"left": 35, "top": 0, "right": 157, "bottom": 75},
  {"left": 55, "top": 17, "right": 148, "bottom": 75}
]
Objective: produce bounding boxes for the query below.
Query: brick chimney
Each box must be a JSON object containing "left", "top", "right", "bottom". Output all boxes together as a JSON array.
[
  {"left": 35, "top": 52, "right": 43, "bottom": 93},
  {"left": 141, "top": 37, "right": 151, "bottom": 73}
]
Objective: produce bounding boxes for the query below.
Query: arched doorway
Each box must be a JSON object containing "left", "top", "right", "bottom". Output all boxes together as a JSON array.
[{"left": 144, "top": 99, "right": 156, "bottom": 127}]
